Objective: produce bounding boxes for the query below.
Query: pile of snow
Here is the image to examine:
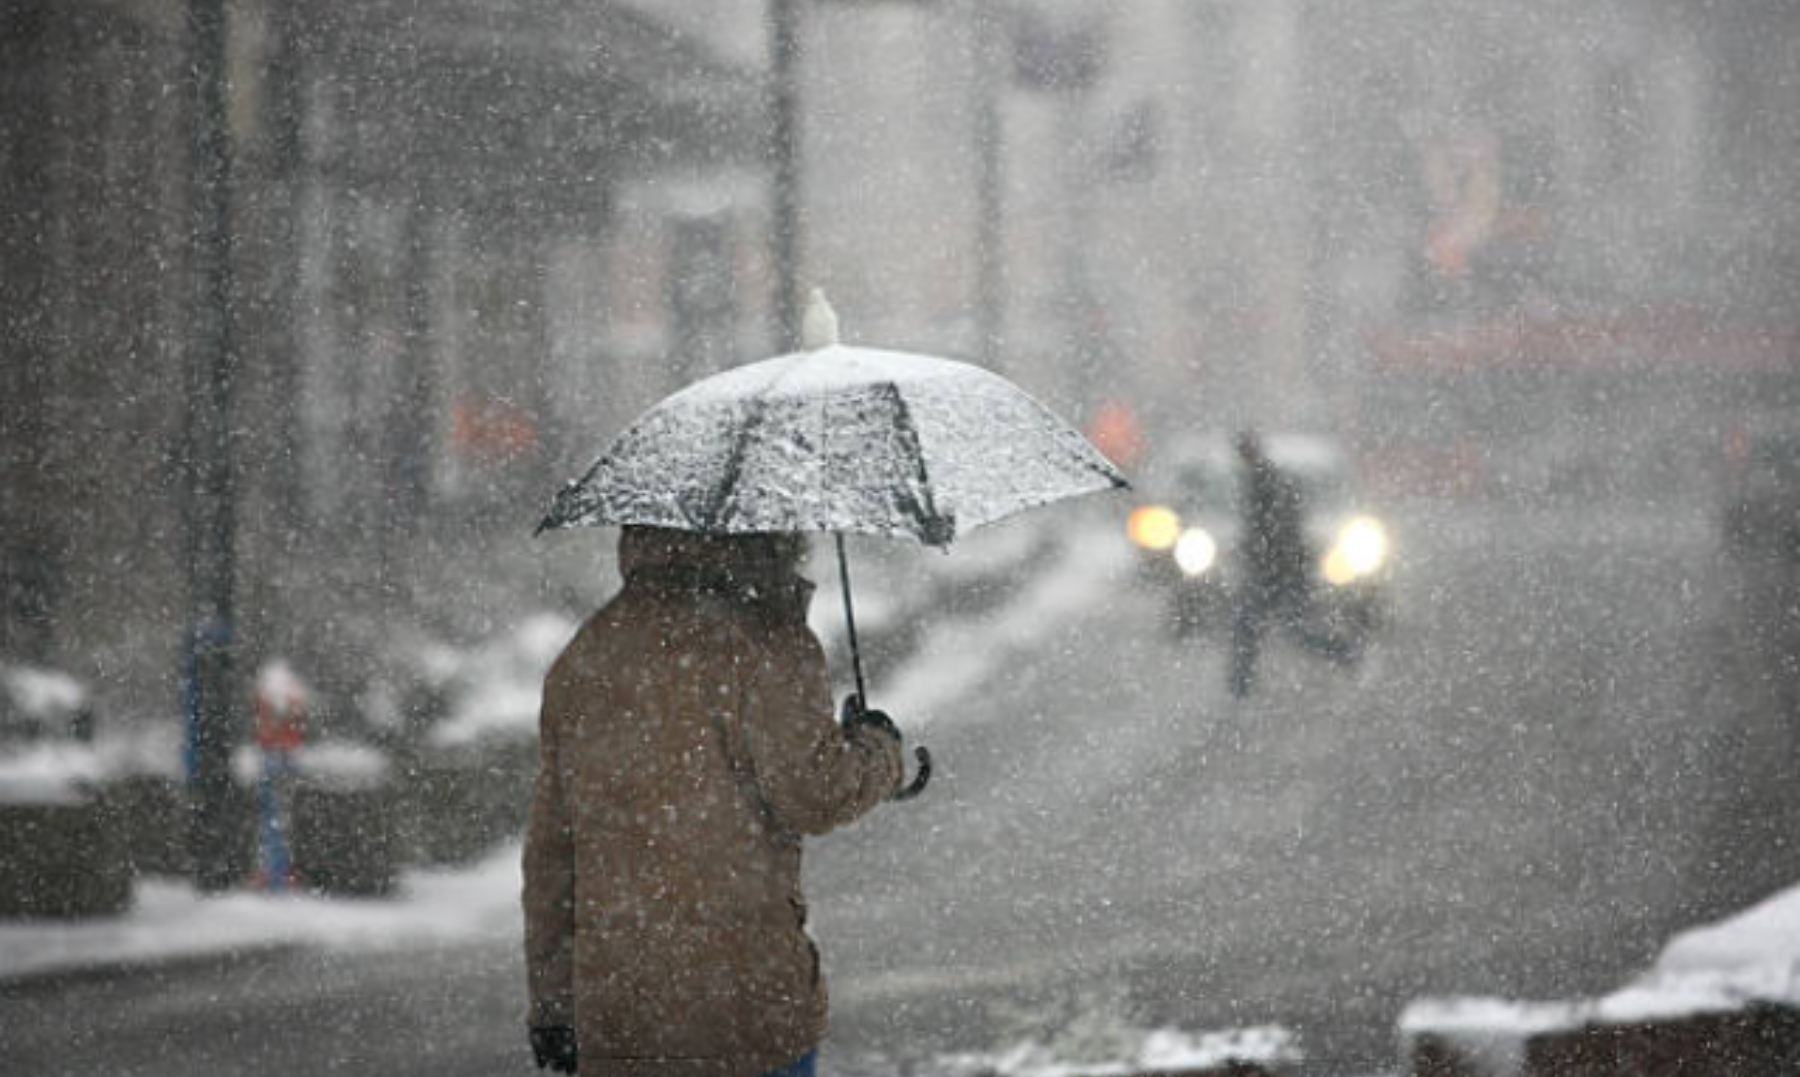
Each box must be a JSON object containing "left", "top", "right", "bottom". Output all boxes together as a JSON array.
[
  {"left": 428, "top": 613, "right": 577, "bottom": 749},
  {"left": 3, "top": 665, "right": 87, "bottom": 720},
  {"left": 1398, "top": 996, "right": 1583, "bottom": 1039},
  {"left": 1402, "top": 879, "right": 1800, "bottom": 1068},
  {"left": 293, "top": 741, "right": 391, "bottom": 791},
  {"left": 940, "top": 1025, "right": 1301, "bottom": 1077},
  {"left": 1655, "top": 881, "right": 1800, "bottom": 982},
  {"left": 231, "top": 740, "right": 392, "bottom": 792},
  {"left": 0, "top": 722, "right": 191, "bottom": 806},
  {"left": 0, "top": 741, "right": 108, "bottom": 806},
  {"left": 935, "top": 984, "right": 1299, "bottom": 1077}
]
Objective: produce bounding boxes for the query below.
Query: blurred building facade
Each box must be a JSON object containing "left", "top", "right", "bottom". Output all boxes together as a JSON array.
[
  {"left": 672, "top": 0, "right": 1796, "bottom": 481},
  {"left": 0, "top": 0, "right": 769, "bottom": 728},
  {"left": 2, "top": 0, "right": 1796, "bottom": 726}
]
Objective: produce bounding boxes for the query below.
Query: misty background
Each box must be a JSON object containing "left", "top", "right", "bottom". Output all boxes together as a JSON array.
[
  {"left": 3, "top": 0, "right": 1795, "bottom": 723},
  {"left": 2, "top": 2, "right": 1800, "bottom": 1070}
]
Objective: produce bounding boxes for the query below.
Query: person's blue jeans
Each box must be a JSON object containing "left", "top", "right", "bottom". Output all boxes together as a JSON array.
[{"left": 763, "top": 1051, "right": 817, "bottom": 1077}]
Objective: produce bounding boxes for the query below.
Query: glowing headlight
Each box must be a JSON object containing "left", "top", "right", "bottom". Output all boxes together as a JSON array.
[
  {"left": 1322, "top": 516, "right": 1388, "bottom": 586},
  {"left": 1173, "top": 528, "right": 1218, "bottom": 576},
  {"left": 1127, "top": 505, "right": 1182, "bottom": 551}
]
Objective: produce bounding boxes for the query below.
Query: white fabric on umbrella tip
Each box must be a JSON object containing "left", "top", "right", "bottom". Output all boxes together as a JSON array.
[{"left": 801, "top": 287, "right": 840, "bottom": 350}]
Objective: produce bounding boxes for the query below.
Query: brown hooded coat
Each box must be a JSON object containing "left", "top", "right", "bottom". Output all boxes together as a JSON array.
[{"left": 523, "top": 528, "right": 904, "bottom": 1077}]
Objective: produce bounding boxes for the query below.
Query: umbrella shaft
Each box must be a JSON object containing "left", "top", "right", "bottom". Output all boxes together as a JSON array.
[{"left": 835, "top": 533, "right": 869, "bottom": 705}]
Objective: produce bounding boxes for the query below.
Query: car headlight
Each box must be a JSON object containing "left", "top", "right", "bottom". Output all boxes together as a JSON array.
[
  {"left": 1321, "top": 515, "right": 1388, "bottom": 586},
  {"left": 1173, "top": 528, "right": 1218, "bottom": 576},
  {"left": 1127, "top": 505, "right": 1182, "bottom": 551}
]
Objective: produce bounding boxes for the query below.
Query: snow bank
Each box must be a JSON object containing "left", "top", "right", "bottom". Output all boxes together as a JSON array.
[
  {"left": 230, "top": 741, "right": 391, "bottom": 791},
  {"left": 1398, "top": 996, "right": 1583, "bottom": 1038},
  {"left": 1402, "top": 881, "right": 1800, "bottom": 1074},
  {"left": 0, "top": 841, "right": 525, "bottom": 981},
  {"left": 1655, "top": 880, "right": 1800, "bottom": 980},
  {"left": 940, "top": 1025, "right": 1300, "bottom": 1077},
  {"left": 3, "top": 665, "right": 87, "bottom": 719},
  {"left": 428, "top": 613, "right": 577, "bottom": 749},
  {"left": 0, "top": 741, "right": 108, "bottom": 806},
  {"left": 1400, "top": 974, "right": 1798, "bottom": 1049}
]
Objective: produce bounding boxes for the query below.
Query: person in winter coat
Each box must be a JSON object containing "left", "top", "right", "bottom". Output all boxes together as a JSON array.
[
  {"left": 522, "top": 525, "right": 905, "bottom": 1077},
  {"left": 1229, "top": 429, "right": 1310, "bottom": 698}
]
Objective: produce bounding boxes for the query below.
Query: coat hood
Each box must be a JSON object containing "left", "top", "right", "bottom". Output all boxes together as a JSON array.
[{"left": 618, "top": 526, "right": 813, "bottom": 622}]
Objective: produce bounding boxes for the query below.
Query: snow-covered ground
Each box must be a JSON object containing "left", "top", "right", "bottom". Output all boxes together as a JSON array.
[
  {"left": 0, "top": 516, "right": 1302, "bottom": 1072},
  {"left": 0, "top": 842, "right": 525, "bottom": 982},
  {"left": 0, "top": 517, "right": 1126, "bottom": 985}
]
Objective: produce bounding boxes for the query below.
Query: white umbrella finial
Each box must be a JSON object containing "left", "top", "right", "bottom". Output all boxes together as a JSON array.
[{"left": 801, "top": 287, "right": 840, "bottom": 350}]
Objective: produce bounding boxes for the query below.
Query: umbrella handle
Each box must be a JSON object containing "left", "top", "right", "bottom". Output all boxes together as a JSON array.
[
  {"left": 835, "top": 534, "right": 869, "bottom": 705},
  {"left": 892, "top": 745, "right": 932, "bottom": 801}
]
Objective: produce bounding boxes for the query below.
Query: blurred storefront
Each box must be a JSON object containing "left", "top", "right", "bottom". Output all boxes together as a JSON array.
[
  {"left": 0, "top": 1, "right": 768, "bottom": 733},
  {"left": 3, "top": 0, "right": 1796, "bottom": 735}
]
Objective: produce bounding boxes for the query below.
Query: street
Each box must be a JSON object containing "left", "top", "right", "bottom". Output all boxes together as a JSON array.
[
  {"left": 815, "top": 500, "right": 1798, "bottom": 1073},
  {"left": 3, "top": 499, "right": 1796, "bottom": 1076}
]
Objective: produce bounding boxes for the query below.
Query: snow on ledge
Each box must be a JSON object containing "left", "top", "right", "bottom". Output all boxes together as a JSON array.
[
  {"left": 1656, "top": 879, "right": 1800, "bottom": 979},
  {"left": 229, "top": 741, "right": 391, "bottom": 792},
  {"left": 1402, "top": 882, "right": 1800, "bottom": 1053},
  {"left": 0, "top": 842, "right": 525, "bottom": 982},
  {"left": 1401, "top": 976, "right": 1800, "bottom": 1048},
  {"left": 0, "top": 742, "right": 108, "bottom": 806},
  {"left": 427, "top": 613, "right": 576, "bottom": 749},
  {"left": 940, "top": 1025, "right": 1301, "bottom": 1077},
  {"left": 1398, "top": 996, "right": 1582, "bottom": 1039},
  {"left": 3, "top": 665, "right": 87, "bottom": 719}
]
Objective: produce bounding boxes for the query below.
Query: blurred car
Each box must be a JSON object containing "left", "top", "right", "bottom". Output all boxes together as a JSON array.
[
  {"left": 1126, "top": 433, "right": 1395, "bottom": 653},
  {"left": 1723, "top": 429, "right": 1800, "bottom": 562},
  {"left": 1126, "top": 434, "right": 1238, "bottom": 634}
]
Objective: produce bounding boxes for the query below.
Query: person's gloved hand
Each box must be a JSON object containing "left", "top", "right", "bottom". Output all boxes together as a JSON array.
[
  {"left": 530, "top": 1026, "right": 578, "bottom": 1073},
  {"left": 839, "top": 693, "right": 901, "bottom": 744}
]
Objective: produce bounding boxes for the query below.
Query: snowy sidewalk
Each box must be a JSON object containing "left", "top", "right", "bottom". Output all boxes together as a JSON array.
[
  {"left": 0, "top": 518, "right": 1131, "bottom": 986},
  {"left": 0, "top": 842, "right": 524, "bottom": 982}
]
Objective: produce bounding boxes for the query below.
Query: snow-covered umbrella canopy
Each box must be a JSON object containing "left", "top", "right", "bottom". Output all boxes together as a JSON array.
[
  {"left": 536, "top": 292, "right": 1126, "bottom": 801},
  {"left": 537, "top": 295, "right": 1127, "bottom": 545}
]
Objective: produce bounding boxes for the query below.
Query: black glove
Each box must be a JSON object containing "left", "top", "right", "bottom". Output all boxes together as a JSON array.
[
  {"left": 839, "top": 693, "right": 901, "bottom": 743},
  {"left": 530, "top": 1026, "right": 578, "bottom": 1074}
]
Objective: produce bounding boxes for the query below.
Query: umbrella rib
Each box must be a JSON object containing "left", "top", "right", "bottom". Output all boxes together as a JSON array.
[
  {"left": 878, "top": 381, "right": 953, "bottom": 544},
  {"left": 699, "top": 395, "right": 769, "bottom": 531},
  {"left": 697, "top": 355, "right": 807, "bottom": 531}
]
